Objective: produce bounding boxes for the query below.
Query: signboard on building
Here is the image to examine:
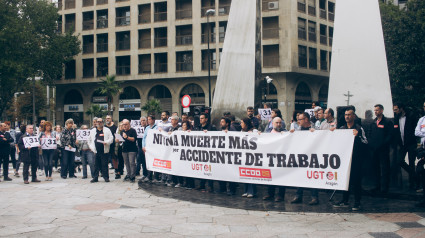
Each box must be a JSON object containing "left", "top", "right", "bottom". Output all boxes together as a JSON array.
[
  {"left": 92, "top": 96, "right": 108, "bottom": 103},
  {"left": 119, "top": 99, "right": 141, "bottom": 112},
  {"left": 64, "top": 104, "right": 84, "bottom": 112}
]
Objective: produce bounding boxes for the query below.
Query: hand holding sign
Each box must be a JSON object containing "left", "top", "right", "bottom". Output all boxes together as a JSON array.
[
  {"left": 135, "top": 126, "right": 145, "bottom": 138},
  {"left": 76, "top": 130, "right": 90, "bottom": 141},
  {"left": 258, "top": 108, "right": 272, "bottom": 121},
  {"left": 41, "top": 138, "right": 57, "bottom": 150},
  {"left": 23, "top": 136, "right": 40, "bottom": 148},
  {"left": 130, "top": 120, "right": 141, "bottom": 128}
]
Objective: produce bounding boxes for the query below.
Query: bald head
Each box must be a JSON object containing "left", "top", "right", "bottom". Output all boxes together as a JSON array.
[
  {"left": 122, "top": 119, "right": 130, "bottom": 130},
  {"left": 272, "top": 117, "right": 282, "bottom": 132}
]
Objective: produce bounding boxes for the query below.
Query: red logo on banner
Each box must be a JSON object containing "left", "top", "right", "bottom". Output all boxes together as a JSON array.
[
  {"left": 153, "top": 159, "right": 172, "bottom": 169},
  {"left": 239, "top": 167, "right": 272, "bottom": 179}
]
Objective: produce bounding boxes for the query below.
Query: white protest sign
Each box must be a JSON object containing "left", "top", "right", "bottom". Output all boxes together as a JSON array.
[
  {"left": 76, "top": 130, "right": 91, "bottom": 141},
  {"left": 115, "top": 133, "right": 125, "bottom": 142},
  {"left": 134, "top": 126, "right": 145, "bottom": 138},
  {"left": 258, "top": 108, "right": 272, "bottom": 121},
  {"left": 305, "top": 109, "right": 314, "bottom": 119},
  {"left": 145, "top": 130, "right": 355, "bottom": 191},
  {"left": 23, "top": 136, "right": 40, "bottom": 148},
  {"left": 41, "top": 138, "right": 57, "bottom": 150},
  {"left": 130, "top": 120, "right": 141, "bottom": 128},
  {"left": 64, "top": 146, "right": 76, "bottom": 152}
]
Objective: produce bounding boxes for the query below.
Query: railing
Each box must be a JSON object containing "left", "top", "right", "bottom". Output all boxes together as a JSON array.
[
  {"left": 155, "top": 63, "right": 167, "bottom": 73},
  {"left": 65, "top": 23, "right": 75, "bottom": 32},
  {"left": 219, "top": 32, "right": 225, "bottom": 42},
  {"left": 263, "top": 28, "right": 279, "bottom": 39},
  {"left": 176, "top": 9, "right": 192, "bottom": 20},
  {"left": 201, "top": 33, "right": 215, "bottom": 44},
  {"left": 298, "top": 29, "right": 306, "bottom": 40},
  {"left": 97, "top": 18, "right": 108, "bottom": 29},
  {"left": 263, "top": 56, "right": 279, "bottom": 68},
  {"left": 83, "top": 69, "right": 94, "bottom": 78},
  {"left": 309, "top": 59, "right": 317, "bottom": 69},
  {"left": 138, "top": 39, "right": 151, "bottom": 49},
  {"left": 176, "top": 35, "right": 193, "bottom": 45},
  {"left": 83, "top": 43, "right": 94, "bottom": 54},
  {"left": 319, "top": 9, "right": 326, "bottom": 19},
  {"left": 308, "top": 6, "right": 316, "bottom": 16},
  {"left": 83, "top": 20, "right": 94, "bottom": 30},
  {"left": 116, "top": 40, "right": 130, "bottom": 50},
  {"left": 218, "top": 5, "right": 230, "bottom": 15},
  {"left": 116, "top": 16, "right": 130, "bottom": 26},
  {"left": 328, "top": 12, "right": 334, "bottom": 22},
  {"left": 97, "top": 43, "right": 108, "bottom": 52},
  {"left": 320, "top": 60, "right": 328, "bottom": 71},
  {"left": 83, "top": 0, "right": 93, "bottom": 7},
  {"left": 139, "top": 64, "right": 151, "bottom": 74},
  {"left": 97, "top": 67, "right": 108, "bottom": 77},
  {"left": 320, "top": 35, "right": 327, "bottom": 45},
  {"left": 138, "top": 14, "right": 150, "bottom": 24},
  {"left": 154, "top": 12, "right": 167, "bottom": 22},
  {"left": 297, "top": 2, "right": 306, "bottom": 12},
  {"left": 154, "top": 37, "right": 167, "bottom": 47},
  {"left": 308, "top": 32, "right": 316, "bottom": 42},
  {"left": 299, "top": 56, "right": 307, "bottom": 68},
  {"left": 201, "top": 60, "right": 217, "bottom": 70},
  {"left": 116, "top": 65, "right": 130, "bottom": 75},
  {"left": 65, "top": 0, "right": 75, "bottom": 9},
  {"left": 176, "top": 62, "right": 193, "bottom": 72},
  {"left": 97, "top": 0, "right": 107, "bottom": 5},
  {"left": 201, "top": 6, "right": 215, "bottom": 17}
]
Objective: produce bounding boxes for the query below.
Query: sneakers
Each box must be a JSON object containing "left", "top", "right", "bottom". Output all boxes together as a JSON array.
[
  {"left": 242, "top": 193, "right": 248, "bottom": 197},
  {"left": 308, "top": 198, "right": 319, "bottom": 205},
  {"left": 166, "top": 182, "right": 173, "bottom": 187},
  {"left": 352, "top": 203, "right": 361, "bottom": 211},
  {"left": 333, "top": 201, "right": 349, "bottom": 208},
  {"left": 175, "top": 183, "right": 182, "bottom": 188},
  {"left": 291, "top": 196, "right": 302, "bottom": 204},
  {"left": 24, "top": 180, "right": 29, "bottom": 184},
  {"left": 246, "top": 194, "right": 254, "bottom": 198}
]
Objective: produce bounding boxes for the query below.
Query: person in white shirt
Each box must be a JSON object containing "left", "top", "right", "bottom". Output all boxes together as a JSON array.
[{"left": 88, "top": 118, "right": 113, "bottom": 183}]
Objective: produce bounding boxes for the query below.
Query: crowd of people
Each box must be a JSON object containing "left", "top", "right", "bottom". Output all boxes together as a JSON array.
[{"left": 1, "top": 101, "right": 425, "bottom": 211}]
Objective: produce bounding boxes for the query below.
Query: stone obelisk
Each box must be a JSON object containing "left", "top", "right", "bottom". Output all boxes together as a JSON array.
[
  {"left": 211, "top": 0, "right": 260, "bottom": 123},
  {"left": 327, "top": 0, "right": 393, "bottom": 118}
]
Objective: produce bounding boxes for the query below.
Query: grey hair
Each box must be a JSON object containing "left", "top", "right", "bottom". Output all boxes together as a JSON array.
[
  {"left": 80, "top": 125, "right": 89, "bottom": 129},
  {"left": 93, "top": 117, "right": 98, "bottom": 121},
  {"left": 65, "top": 118, "right": 74, "bottom": 125},
  {"left": 140, "top": 116, "right": 147, "bottom": 120},
  {"left": 171, "top": 115, "right": 179, "bottom": 121}
]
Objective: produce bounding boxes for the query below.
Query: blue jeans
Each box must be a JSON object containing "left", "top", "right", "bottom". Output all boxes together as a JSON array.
[
  {"left": 61, "top": 149, "right": 75, "bottom": 178},
  {"left": 42, "top": 149, "right": 55, "bottom": 177},
  {"left": 81, "top": 150, "right": 95, "bottom": 178}
]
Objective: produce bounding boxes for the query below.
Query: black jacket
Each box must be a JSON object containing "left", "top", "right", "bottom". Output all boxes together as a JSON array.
[
  {"left": 196, "top": 123, "right": 217, "bottom": 132},
  {"left": 0, "top": 131, "right": 13, "bottom": 153},
  {"left": 393, "top": 113, "right": 417, "bottom": 147},
  {"left": 17, "top": 133, "right": 39, "bottom": 163},
  {"left": 369, "top": 115, "right": 393, "bottom": 150}
]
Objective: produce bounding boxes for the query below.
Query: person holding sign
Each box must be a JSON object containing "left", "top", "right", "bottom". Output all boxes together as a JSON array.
[
  {"left": 88, "top": 118, "right": 113, "bottom": 183},
  {"left": 142, "top": 115, "right": 159, "bottom": 183},
  {"left": 0, "top": 123, "right": 14, "bottom": 181},
  {"left": 77, "top": 125, "right": 95, "bottom": 179},
  {"left": 136, "top": 117, "right": 147, "bottom": 179},
  {"left": 120, "top": 119, "right": 138, "bottom": 183},
  {"left": 60, "top": 119, "right": 77, "bottom": 179},
  {"left": 39, "top": 121, "right": 57, "bottom": 181},
  {"left": 17, "top": 125, "right": 40, "bottom": 184}
]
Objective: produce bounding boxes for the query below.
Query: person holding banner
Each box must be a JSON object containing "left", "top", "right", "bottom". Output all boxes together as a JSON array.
[
  {"left": 120, "top": 119, "right": 138, "bottom": 183},
  {"left": 60, "top": 119, "right": 77, "bottom": 179},
  {"left": 88, "top": 118, "right": 114, "bottom": 183},
  {"left": 166, "top": 115, "right": 182, "bottom": 187},
  {"left": 0, "top": 123, "right": 14, "bottom": 181},
  {"left": 76, "top": 125, "right": 95, "bottom": 179},
  {"left": 320, "top": 108, "right": 337, "bottom": 130},
  {"left": 241, "top": 118, "right": 257, "bottom": 198},
  {"left": 39, "top": 121, "right": 57, "bottom": 181},
  {"left": 178, "top": 120, "right": 195, "bottom": 189},
  {"left": 290, "top": 112, "right": 320, "bottom": 205},
  {"left": 220, "top": 117, "right": 237, "bottom": 195},
  {"left": 333, "top": 108, "right": 368, "bottom": 211},
  {"left": 142, "top": 115, "right": 159, "bottom": 183},
  {"left": 264, "top": 109, "right": 287, "bottom": 133},
  {"left": 17, "top": 125, "right": 40, "bottom": 184},
  {"left": 247, "top": 106, "right": 259, "bottom": 130}
]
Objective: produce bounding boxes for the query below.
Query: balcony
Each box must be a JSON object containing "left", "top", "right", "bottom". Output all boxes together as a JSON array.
[
  {"left": 201, "top": 33, "right": 215, "bottom": 44},
  {"left": 176, "top": 35, "right": 192, "bottom": 45},
  {"left": 139, "top": 64, "right": 151, "bottom": 74},
  {"left": 116, "top": 16, "right": 130, "bottom": 26},
  {"left": 154, "top": 12, "right": 167, "bottom": 22},
  {"left": 308, "top": 6, "right": 316, "bottom": 16},
  {"left": 83, "top": 20, "right": 94, "bottom": 30},
  {"left": 218, "top": 5, "right": 230, "bottom": 15},
  {"left": 308, "top": 32, "right": 316, "bottom": 42},
  {"left": 155, "top": 63, "right": 167, "bottom": 73},
  {"left": 116, "top": 40, "right": 130, "bottom": 51},
  {"left": 176, "top": 9, "right": 192, "bottom": 20},
  {"left": 154, "top": 37, "right": 167, "bottom": 47},
  {"left": 97, "top": 18, "right": 108, "bottom": 29},
  {"left": 65, "top": 23, "right": 75, "bottom": 32},
  {"left": 263, "top": 28, "right": 279, "bottom": 39},
  {"left": 319, "top": 9, "right": 326, "bottom": 19},
  {"left": 83, "top": 43, "right": 94, "bottom": 54},
  {"left": 116, "top": 65, "right": 130, "bottom": 75},
  {"left": 320, "top": 35, "right": 327, "bottom": 45},
  {"left": 176, "top": 62, "right": 193, "bottom": 72},
  {"left": 97, "top": 0, "right": 107, "bottom": 4},
  {"left": 298, "top": 29, "right": 306, "bottom": 40},
  {"left": 83, "top": 0, "right": 93, "bottom": 7},
  {"left": 328, "top": 12, "right": 334, "bottom": 22},
  {"left": 138, "top": 39, "right": 151, "bottom": 49},
  {"left": 219, "top": 32, "right": 225, "bottom": 42},
  {"left": 263, "top": 56, "right": 279, "bottom": 68},
  {"left": 97, "top": 43, "right": 108, "bottom": 52},
  {"left": 201, "top": 60, "right": 216, "bottom": 71},
  {"left": 297, "top": 2, "right": 306, "bottom": 12},
  {"left": 138, "top": 14, "right": 150, "bottom": 24},
  {"left": 65, "top": 0, "right": 75, "bottom": 9},
  {"left": 320, "top": 61, "right": 327, "bottom": 71}
]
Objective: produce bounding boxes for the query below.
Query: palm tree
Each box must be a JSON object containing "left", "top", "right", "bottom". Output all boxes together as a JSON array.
[
  {"left": 142, "top": 99, "right": 162, "bottom": 116},
  {"left": 97, "top": 75, "right": 122, "bottom": 115},
  {"left": 85, "top": 104, "right": 108, "bottom": 121}
]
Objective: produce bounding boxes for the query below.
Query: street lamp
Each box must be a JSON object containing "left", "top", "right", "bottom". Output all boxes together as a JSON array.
[
  {"left": 263, "top": 76, "right": 273, "bottom": 106},
  {"left": 206, "top": 9, "right": 216, "bottom": 108}
]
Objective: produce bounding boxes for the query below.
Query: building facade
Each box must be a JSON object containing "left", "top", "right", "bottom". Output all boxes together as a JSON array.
[{"left": 55, "top": 0, "right": 335, "bottom": 125}]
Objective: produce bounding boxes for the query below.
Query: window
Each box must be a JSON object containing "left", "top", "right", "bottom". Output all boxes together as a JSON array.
[
  {"left": 154, "top": 27, "right": 167, "bottom": 47},
  {"left": 83, "top": 59, "right": 94, "bottom": 78},
  {"left": 97, "top": 58, "right": 108, "bottom": 77},
  {"left": 97, "top": 33, "right": 108, "bottom": 52},
  {"left": 154, "top": 53, "right": 168, "bottom": 73},
  {"left": 154, "top": 2, "right": 167, "bottom": 22},
  {"left": 298, "top": 18, "right": 306, "bottom": 40},
  {"left": 176, "top": 0, "right": 192, "bottom": 20},
  {"left": 309, "top": 47, "right": 317, "bottom": 69},
  {"left": 308, "top": 21, "right": 316, "bottom": 42},
  {"left": 201, "top": 22, "right": 216, "bottom": 44},
  {"left": 83, "top": 0, "right": 94, "bottom": 7},
  {"left": 176, "top": 25, "right": 192, "bottom": 45},
  {"left": 263, "top": 45, "right": 279, "bottom": 67},
  {"left": 97, "top": 10, "right": 108, "bottom": 29},
  {"left": 201, "top": 50, "right": 217, "bottom": 70},
  {"left": 308, "top": 0, "right": 316, "bottom": 16},
  {"left": 320, "top": 50, "right": 327, "bottom": 71},
  {"left": 83, "top": 35, "right": 94, "bottom": 54},
  {"left": 65, "top": 0, "right": 75, "bottom": 9},
  {"left": 319, "top": 0, "right": 326, "bottom": 19},
  {"left": 298, "top": 45, "right": 307, "bottom": 68},
  {"left": 116, "top": 7, "right": 130, "bottom": 26},
  {"left": 116, "top": 31, "right": 130, "bottom": 51},
  {"left": 116, "top": 56, "right": 131, "bottom": 75},
  {"left": 82, "top": 12, "right": 94, "bottom": 31},
  {"left": 176, "top": 51, "right": 193, "bottom": 72},
  {"left": 219, "top": 21, "right": 227, "bottom": 42},
  {"left": 138, "top": 4, "right": 151, "bottom": 24},
  {"left": 262, "top": 17, "right": 279, "bottom": 39},
  {"left": 329, "top": 26, "right": 333, "bottom": 46},
  {"left": 297, "top": 0, "right": 306, "bottom": 12},
  {"left": 138, "top": 29, "right": 151, "bottom": 49},
  {"left": 65, "top": 60, "right": 76, "bottom": 79},
  {"left": 138, "top": 54, "right": 151, "bottom": 74},
  {"left": 328, "top": 1, "right": 335, "bottom": 21},
  {"left": 65, "top": 14, "right": 75, "bottom": 33},
  {"left": 320, "top": 24, "right": 327, "bottom": 45}
]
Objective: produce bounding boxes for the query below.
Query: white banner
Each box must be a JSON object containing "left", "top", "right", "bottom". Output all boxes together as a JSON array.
[
  {"left": 76, "top": 130, "right": 91, "bottom": 141},
  {"left": 134, "top": 126, "right": 145, "bottom": 138},
  {"left": 258, "top": 108, "right": 272, "bottom": 121},
  {"left": 145, "top": 130, "right": 355, "bottom": 191},
  {"left": 41, "top": 138, "right": 57, "bottom": 150},
  {"left": 23, "top": 136, "right": 40, "bottom": 148}
]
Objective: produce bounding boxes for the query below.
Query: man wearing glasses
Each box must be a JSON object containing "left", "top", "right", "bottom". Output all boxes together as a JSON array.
[{"left": 88, "top": 118, "right": 114, "bottom": 183}]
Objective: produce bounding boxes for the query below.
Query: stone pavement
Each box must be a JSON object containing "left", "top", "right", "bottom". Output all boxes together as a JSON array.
[{"left": 1, "top": 169, "right": 425, "bottom": 238}]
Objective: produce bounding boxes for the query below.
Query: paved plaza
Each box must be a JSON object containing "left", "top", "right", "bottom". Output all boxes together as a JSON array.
[{"left": 1, "top": 168, "right": 425, "bottom": 238}]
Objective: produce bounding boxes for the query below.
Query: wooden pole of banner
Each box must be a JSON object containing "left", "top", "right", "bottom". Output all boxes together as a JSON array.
[{"left": 329, "top": 189, "right": 337, "bottom": 201}]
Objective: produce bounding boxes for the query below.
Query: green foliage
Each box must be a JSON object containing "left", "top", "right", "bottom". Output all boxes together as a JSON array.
[
  {"left": 16, "top": 81, "right": 46, "bottom": 121},
  {"left": 85, "top": 104, "right": 108, "bottom": 119},
  {"left": 380, "top": 0, "right": 425, "bottom": 112},
  {"left": 0, "top": 0, "right": 80, "bottom": 118},
  {"left": 142, "top": 99, "right": 162, "bottom": 116},
  {"left": 97, "top": 75, "right": 122, "bottom": 114}
]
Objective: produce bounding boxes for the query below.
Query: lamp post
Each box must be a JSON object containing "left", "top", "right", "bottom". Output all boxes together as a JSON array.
[
  {"left": 263, "top": 76, "right": 273, "bottom": 106},
  {"left": 206, "top": 9, "right": 215, "bottom": 108}
]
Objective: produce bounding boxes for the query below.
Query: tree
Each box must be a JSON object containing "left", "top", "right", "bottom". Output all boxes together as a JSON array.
[
  {"left": 142, "top": 99, "right": 162, "bottom": 116},
  {"left": 16, "top": 82, "right": 46, "bottom": 122},
  {"left": 85, "top": 104, "right": 108, "bottom": 121},
  {"left": 380, "top": 1, "right": 425, "bottom": 112},
  {"left": 0, "top": 0, "right": 80, "bottom": 119},
  {"left": 97, "top": 75, "right": 122, "bottom": 115}
]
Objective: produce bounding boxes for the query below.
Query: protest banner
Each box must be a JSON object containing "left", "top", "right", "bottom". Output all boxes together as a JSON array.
[{"left": 145, "top": 130, "right": 355, "bottom": 191}]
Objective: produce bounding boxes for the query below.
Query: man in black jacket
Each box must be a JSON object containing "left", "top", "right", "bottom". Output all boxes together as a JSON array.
[
  {"left": 369, "top": 104, "right": 393, "bottom": 193},
  {"left": 0, "top": 123, "right": 14, "bottom": 181},
  {"left": 17, "top": 125, "right": 40, "bottom": 184},
  {"left": 393, "top": 102, "right": 419, "bottom": 190}
]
